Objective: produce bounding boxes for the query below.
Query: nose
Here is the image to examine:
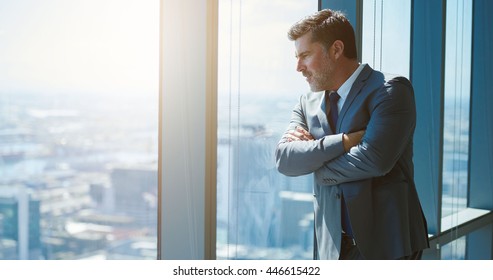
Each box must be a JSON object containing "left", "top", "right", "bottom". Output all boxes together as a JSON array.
[{"left": 296, "top": 58, "right": 305, "bottom": 72}]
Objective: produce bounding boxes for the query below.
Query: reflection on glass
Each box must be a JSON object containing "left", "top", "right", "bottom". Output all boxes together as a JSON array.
[
  {"left": 440, "top": 224, "right": 493, "bottom": 260},
  {"left": 441, "top": 0, "right": 472, "bottom": 220},
  {"left": 0, "top": 0, "right": 159, "bottom": 259},
  {"left": 217, "top": 0, "right": 317, "bottom": 259},
  {"left": 441, "top": 236, "right": 466, "bottom": 260}
]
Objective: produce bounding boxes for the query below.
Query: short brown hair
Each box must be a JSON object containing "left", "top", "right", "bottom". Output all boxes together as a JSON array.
[{"left": 288, "top": 9, "right": 357, "bottom": 59}]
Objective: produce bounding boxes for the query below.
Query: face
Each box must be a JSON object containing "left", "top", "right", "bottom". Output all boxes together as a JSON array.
[{"left": 295, "top": 32, "right": 335, "bottom": 92}]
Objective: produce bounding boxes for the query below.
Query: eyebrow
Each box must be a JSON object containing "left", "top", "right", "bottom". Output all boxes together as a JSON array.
[{"left": 295, "top": 50, "right": 309, "bottom": 59}]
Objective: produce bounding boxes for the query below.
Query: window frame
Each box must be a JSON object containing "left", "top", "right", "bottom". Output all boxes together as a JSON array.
[{"left": 158, "top": 0, "right": 218, "bottom": 260}]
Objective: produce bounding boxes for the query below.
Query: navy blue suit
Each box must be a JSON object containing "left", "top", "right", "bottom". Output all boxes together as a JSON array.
[{"left": 276, "top": 64, "right": 429, "bottom": 259}]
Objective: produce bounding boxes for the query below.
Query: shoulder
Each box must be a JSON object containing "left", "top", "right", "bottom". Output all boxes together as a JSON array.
[
  {"left": 383, "top": 73, "right": 413, "bottom": 90},
  {"left": 367, "top": 69, "right": 414, "bottom": 97},
  {"left": 384, "top": 75, "right": 414, "bottom": 99},
  {"left": 362, "top": 66, "right": 413, "bottom": 90},
  {"left": 365, "top": 70, "right": 415, "bottom": 108}
]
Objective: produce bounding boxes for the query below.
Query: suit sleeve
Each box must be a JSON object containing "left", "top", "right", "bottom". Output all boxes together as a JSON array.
[
  {"left": 314, "top": 78, "right": 416, "bottom": 185},
  {"left": 276, "top": 94, "right": 345, "bottom": 177}
]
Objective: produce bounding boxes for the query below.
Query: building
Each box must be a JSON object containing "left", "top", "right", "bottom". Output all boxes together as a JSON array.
[
  {"left": 111, "top": 165, "right": 158, "bottom": 228},
  {"left": 0, "top": 185, "right": 41, "bottom": 259}
]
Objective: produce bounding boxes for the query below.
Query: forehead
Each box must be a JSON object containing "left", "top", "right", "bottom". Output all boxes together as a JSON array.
[{"left": 295, "top": 32, "right": 324, "bottom": 55}]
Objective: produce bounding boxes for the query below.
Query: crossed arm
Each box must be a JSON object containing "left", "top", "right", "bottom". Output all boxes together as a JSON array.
[
  {"left": 275, "top": 125, "right": 364, "bottom": 177},
  {"left": 283, "top": 126, "right": 364, "bottom": 152},
  {"left": 313, "top": 81, "right": 416, "bottom": 186},
  {"left": 276, "top": 79, "right": 415, "bottom": 185}
]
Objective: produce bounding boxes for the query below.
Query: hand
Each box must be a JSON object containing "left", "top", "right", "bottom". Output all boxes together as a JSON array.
[
  {"left": 283, "top": 126, "right": 314, "bottom": 142},
  {"left": 343, "top": 129, "right": 365, "bottom": 152}
]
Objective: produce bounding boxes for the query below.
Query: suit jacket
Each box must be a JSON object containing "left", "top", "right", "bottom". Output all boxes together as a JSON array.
[{"left": 276, "top": 64, "right": 429, "bottom": 259}]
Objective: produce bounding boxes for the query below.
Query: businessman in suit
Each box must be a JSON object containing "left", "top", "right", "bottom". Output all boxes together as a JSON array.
[{"left": 276, "top": 9, "right": 429, "bottom": 259}]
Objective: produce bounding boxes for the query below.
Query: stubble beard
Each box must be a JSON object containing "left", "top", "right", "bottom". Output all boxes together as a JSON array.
[
  {"left": 307, "top": 56, "right": 334, "bottom": 92},
  {"left": 307, "top": 66, "right": 333, "bottom": 92}
]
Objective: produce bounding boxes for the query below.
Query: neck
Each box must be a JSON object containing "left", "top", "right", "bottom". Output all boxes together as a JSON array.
[{"left": 330, "top": 59, "right": 359, "bottom": 91}]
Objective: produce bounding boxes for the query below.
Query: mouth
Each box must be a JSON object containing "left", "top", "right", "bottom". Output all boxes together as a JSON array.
[{"left": 303, "top": 73, "right": 311, "bottom": 82}]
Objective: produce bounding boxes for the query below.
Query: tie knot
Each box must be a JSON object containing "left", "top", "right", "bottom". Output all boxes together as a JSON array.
[{"left": 329, "top": 91, "right": 340, "bottom": 103}]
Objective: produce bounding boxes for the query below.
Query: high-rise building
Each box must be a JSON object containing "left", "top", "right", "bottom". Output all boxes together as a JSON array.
[
  {"left": 220, "top": 131, "right": 313, "bottom": 254},
  {"left": 111, "top": 165, "right": 157, "bottom": 228},
  {"left": 0, "top": 185, "right": 41, "bottom": 259}
]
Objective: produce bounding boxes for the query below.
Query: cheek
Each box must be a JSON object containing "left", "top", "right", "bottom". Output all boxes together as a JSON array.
[
  {"left": 311, "top": 54, "right": 330, "bottom": 72},
  {"left": 306, "top": 59, "right": 322, "bottom": 72}
]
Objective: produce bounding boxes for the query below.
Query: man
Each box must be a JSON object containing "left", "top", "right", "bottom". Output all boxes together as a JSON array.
[{"left": 275, "top": 9, "right": 429, "bottom": 260}]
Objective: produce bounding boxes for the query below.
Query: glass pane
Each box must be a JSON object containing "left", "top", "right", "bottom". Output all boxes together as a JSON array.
[
  {"left": 465, "top": 223, "right": 493, "bottom": 260},
  {"left": 441, "top": 0, "right": 472, "bottom": 220},
  {"left": 441, "top": 236, "right": 466, "bottom": 260},
  {"left": 440, "top": 224, "right": 492, "bottom": 260},
  {"left": 361, "top": 0, "right": 411, "bottom": 77},
  {"left": 0, "top": 0, "right": 159, "bottom": 259},
  {"left": 217, "top": 0, "right": 317, "bottom": 259}
]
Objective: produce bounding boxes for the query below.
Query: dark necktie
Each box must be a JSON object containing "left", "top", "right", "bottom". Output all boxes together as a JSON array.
[
  {"left": 326, "top": 91, "right": 353, "bottom": 237},
  {"left": 327, "top": 91, "right": 340, "bottom": 132}
]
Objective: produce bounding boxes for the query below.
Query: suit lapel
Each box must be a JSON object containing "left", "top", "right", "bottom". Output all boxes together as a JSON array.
[{"left": 338, "top": 64, "right": 373, "bottom": 129}]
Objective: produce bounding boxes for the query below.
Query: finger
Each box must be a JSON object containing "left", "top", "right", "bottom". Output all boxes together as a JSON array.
[
  {"left": 296, "top": 126, "right": 314, "bottom": 140},
  {"left": 283, "top": 132, "right": 301, "bottom": 141},
  {"left": 293, "top": 130, "right": 308, "bottom": 140},
  {"left": 295, "top": 126, "right": 308, "bottom": 133}
]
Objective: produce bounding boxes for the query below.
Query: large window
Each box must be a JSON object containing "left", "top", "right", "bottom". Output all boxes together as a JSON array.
[
  {"left": 361, "top": 0, "right": 411, "bottom": 77},
  {"left": 441, "top": 0, "right": 472, "bottom": 220},
  {"left": 439, "top": 0, "right": 473, "bottom": 260},
  {"left": 216, "top": 0, "right": 317, "bottom": 259},
  {"left": 0, "top": 0, "right": 159, "bottom": 259}
]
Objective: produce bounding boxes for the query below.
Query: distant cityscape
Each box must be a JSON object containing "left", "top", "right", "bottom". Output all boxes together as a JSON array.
[
  {"left": 442, "top": 97, "right": 470, "bottom": 218},
  {"left": 0, "top": 91, "right": 469, "bottom": 260},
  {"left": 0, "top": 92, "right": 158, "bottom": 259}
]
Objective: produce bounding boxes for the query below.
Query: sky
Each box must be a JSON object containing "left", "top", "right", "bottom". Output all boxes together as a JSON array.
[
  {"left": 0, "top": 0, "right": 471, "bottom": 100},
  {"left": 0, "top": 0, "right": 159, "bottom": 96},
  {"left": 1, "top": 0, "right": 313, "bottom": 99},
  {"left": 217, "top": 0, "right": 317, "bottom": 98}
]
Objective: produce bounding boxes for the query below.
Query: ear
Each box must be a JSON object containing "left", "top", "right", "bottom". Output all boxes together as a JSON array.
[{"left": 331, "top": 40, "right": 345, "bottom": 60}]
